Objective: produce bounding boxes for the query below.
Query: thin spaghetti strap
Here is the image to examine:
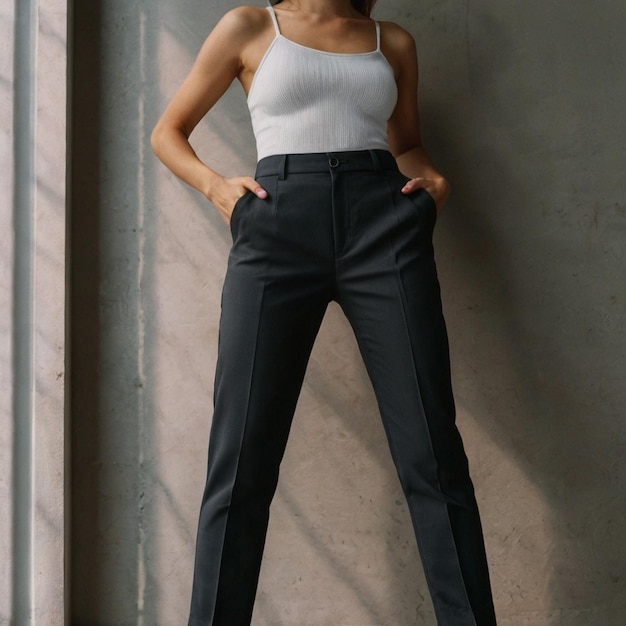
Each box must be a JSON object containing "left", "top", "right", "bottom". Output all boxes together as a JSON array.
[
  {"left": 266, "top": 3, "right": 281, "bottom": 36},
  {"left": 374, "top": 21, "right": 381, "bottom": 51}
]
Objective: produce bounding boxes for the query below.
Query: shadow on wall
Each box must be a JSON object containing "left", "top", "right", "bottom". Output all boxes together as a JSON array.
[
  {"left": 70, "top": 0, "right": 106, "bottom": 618},
  {"left": 418, "top": 3, "right": 626, "bottom": 622},
  {"left": 71, "top": 0, "right": 161, "bottom": 623}
]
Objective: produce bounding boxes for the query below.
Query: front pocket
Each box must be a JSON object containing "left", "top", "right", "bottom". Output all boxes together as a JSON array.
[
  {"left": 388, "top": 182, "right": 438, "bottom": 256},
  {"left": 393, "top": 173, "right": 437, "bottom": 221},
  {"left": 229, "top": 190, "right": 253, "bottom": 235},
  {"left": 406, "top": 187, "right": 437, "bottom": 222}
]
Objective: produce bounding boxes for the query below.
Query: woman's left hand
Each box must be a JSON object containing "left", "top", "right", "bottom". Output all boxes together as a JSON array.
[{"left": 401, "top": 177, "right": 451, "bottom": 215}]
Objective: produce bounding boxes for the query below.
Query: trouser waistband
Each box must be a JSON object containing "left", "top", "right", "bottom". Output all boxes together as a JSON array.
[{"left": 255, "top": 149, "right": 400, "bottom": 179}]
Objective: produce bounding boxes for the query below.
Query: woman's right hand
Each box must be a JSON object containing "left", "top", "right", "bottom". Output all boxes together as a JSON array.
[{"left": 207, "top": 175, "right": 268, "bottom": 225}]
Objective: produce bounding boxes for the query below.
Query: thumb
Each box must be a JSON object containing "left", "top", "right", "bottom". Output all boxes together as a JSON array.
[
  {"left": 401, "top": 177, "right": 426, "bottom": 194},
  {"left": 244, "top": 177, "right": 268, "bottom": 199}
]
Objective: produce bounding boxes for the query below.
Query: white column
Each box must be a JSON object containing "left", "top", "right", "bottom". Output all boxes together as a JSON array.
[
  {"left": 0, "top": 0, "right": 18, "bottom": 617},
  {"left": 0, "top": 0, "right": 69, "bottom": 623}
]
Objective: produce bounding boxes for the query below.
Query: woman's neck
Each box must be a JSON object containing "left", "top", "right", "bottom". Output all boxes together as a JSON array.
[{"left": 277, "top": 0, "right": 357, "bottom": 18}]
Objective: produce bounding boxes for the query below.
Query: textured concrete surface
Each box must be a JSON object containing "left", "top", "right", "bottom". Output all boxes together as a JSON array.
[
  {"left": 2, "top": 0, "right": 623, "bottom": 624},
  {"left": 2, "top": 0, "right": 69, "bottom": 624},
  {"left": 0, "top": 1, "right": 16, "bottom": 619},
  {"left": 70, "top": 0, "right": 626, "bottom": 624}
]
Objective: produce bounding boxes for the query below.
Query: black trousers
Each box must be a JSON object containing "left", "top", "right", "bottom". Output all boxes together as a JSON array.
[{"left": 188, "top": 150, "right": 496, "bottom": 626}]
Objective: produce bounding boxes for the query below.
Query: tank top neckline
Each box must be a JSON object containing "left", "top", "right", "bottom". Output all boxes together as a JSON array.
[{"left": 266, "top": 4, "right": 381, "bottom": 57}]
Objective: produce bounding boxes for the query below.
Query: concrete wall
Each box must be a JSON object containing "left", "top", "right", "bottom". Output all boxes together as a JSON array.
[
  {"left": 2, "top": 0, "right": 625, "bottom": 624},
  {"left": 1, "top": 0, "right": 68, "bottom": 623}
]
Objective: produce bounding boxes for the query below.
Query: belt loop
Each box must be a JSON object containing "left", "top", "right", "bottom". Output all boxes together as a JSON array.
[
  {"left": 278, "top": 154, "right": 287, "bottom": 180},
  {"left": 368, "top": 149, "right": 381, "bottom": 172}
]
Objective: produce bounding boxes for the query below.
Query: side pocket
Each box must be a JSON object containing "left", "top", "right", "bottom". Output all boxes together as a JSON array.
[
  {"left": 396, "top": 178, "right": 437, "bottom": 225},
  {"left": 410, "top": 187, "right": 438, "bottom": 222},
  {"left": 229, "top": 190, "right": 253, "bottom": 236},
  {"left": 394, "top": 173, "right": 437, "bottom": 219}
]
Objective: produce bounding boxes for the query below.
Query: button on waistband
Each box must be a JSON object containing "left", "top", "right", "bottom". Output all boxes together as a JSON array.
[{"left": 328, "top": 156, "right": 340, "bottom": 168}]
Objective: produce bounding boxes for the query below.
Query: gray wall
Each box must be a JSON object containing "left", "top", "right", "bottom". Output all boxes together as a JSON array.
[{"left": 69, "top": 0, "right": 626, "bottom": 624}]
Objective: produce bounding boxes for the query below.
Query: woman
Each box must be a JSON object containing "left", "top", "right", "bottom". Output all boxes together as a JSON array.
[{"left": 152, "top": 1, "right": 497, "bottom": 624}]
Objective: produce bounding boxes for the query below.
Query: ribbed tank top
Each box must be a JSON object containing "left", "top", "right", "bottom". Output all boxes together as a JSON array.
[{"left": 248, "top": 5, "right": 398, "bottom": 160}]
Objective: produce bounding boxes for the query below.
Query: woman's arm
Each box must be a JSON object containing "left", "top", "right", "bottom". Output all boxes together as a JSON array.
[
  {"left": 382, "top": 22, "right": 451, "bottom": 213},
  {"left": 151, "top": 7, "right": 268, "bottom": 223}
]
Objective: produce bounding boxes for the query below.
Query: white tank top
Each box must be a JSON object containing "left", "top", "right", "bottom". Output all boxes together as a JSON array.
[{"left": 248, "top": 5, "right": 398, "bottom": 160}]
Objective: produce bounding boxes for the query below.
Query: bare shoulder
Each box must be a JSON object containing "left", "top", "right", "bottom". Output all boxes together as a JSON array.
[
  {"left": 378, "top": 21, "right": 418, "bottom": 77},
  {"left": 379, "top": 21, "right": 417, "bottom": 55},
  {"left": 197, "top": 5, "right": 273, "bottom": 68},
  {"left": 213, "top": 5, "right": 271, "bottom": 40}
]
